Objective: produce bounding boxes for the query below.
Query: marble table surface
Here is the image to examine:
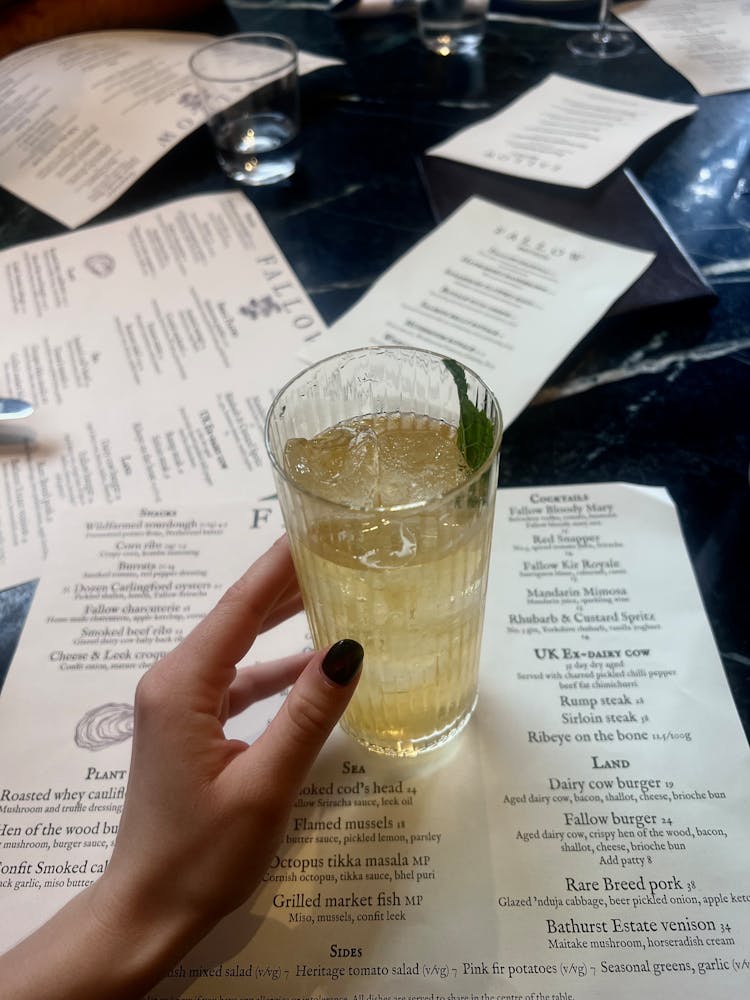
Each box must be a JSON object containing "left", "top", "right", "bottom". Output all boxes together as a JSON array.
[{"left": 1, "top": 2, "right": 748, "bottom": 741}]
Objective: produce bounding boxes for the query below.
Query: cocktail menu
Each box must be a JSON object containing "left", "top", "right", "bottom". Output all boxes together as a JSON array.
[{"left": 1, "top": 482, "right": 748, "bottom": 997}]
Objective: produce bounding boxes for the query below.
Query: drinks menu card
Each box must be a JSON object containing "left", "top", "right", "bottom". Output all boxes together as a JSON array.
[
  {"left": 420, "top": 159, "right": 716, "bottom": 320},
  {"left": 302, "top": 196, "right": 654, "bottom": 426},
  {"left": 616, "top": 0, "right": 750, "bottom": 97},
  {"left": 426, "top": 75, "right": 696, "bottom": 189},
  {"left": 0, "top": 31, "right": 341, "bottom": 228},
  {"left": 1, "top": 483, "right": 748, "bottom": 998}
]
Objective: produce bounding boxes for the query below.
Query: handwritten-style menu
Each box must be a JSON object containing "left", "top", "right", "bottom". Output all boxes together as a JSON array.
[
  {"left": 302, "top": 196, "right": 654, "bottom": 425},
  {"left": 1, "top": 483, "right": 748, "bottom": 998},
  {"left": 426, "top": 74, "right": 696, "bottom": 189}
]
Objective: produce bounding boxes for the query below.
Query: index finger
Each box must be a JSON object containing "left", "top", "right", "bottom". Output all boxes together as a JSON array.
[{"left": 174, "top": 535, "right": 298, "bottom": 681}]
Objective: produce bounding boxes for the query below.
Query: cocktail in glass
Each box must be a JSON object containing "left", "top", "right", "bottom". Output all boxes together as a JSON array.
[{"left": 265, "top": 347, "right": 503, "bottom": 757}]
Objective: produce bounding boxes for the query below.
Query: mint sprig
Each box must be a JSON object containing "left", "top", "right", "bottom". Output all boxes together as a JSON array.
[{"left": 443, "top": 358, "right": 495, "bottom": 472}]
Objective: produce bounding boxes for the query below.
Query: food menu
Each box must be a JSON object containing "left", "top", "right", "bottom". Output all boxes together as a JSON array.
[
  {"left": 0, "top": 190, "right": 322, "bottom": 589},
  {"left": 0, "top": 31, "right": 342, "bottom": 228},
  {"left": 0, "top": 483, "right": 748, "bottom": 999},
  {"left": 477, "top": 483, "right": 750, "bottom": 996}
]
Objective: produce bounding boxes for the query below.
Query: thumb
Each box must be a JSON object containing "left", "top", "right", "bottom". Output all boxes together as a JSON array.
[{"left": 252, "top": 639, "right": 364, "bottom": 794}]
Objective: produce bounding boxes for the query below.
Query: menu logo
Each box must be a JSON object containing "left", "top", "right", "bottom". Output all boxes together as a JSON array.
[
  {"left": 84, "top": 254, "right": 115, "bottom": 278},
  {"left": 239, "top": 295, "right": 282, "bottom": 321},
  {"left": 178, "top": 90, "right": 202, "bottom": 113}
]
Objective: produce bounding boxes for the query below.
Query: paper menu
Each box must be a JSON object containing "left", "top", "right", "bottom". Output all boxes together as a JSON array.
[
  {"left": 426, "top": 74, "right": 697, "bottom": 189},
  {"left": 301, "top": 196, "right": 654, "bottom": 426},
  {"left": 1, "top": 483, "right": 749, "bottom": 998},
  {"left": 0, "top": 501, "right": 303, "bottom": 948},
  {"left": 0, "top": 499, "right": 496, "bottom": 982},
  {"left": 0, "top": 30, "right": 343, "bottom": 229},
  {"left": 0, "top": 31, "right": 213, "bottom": 229},
  {"left": 477, "top": 483, "right": 750, "bottom": 995},
  {"left": 0, "top": 190, "right": 325, "bottom": 589},
  {"left": 616, "top": 0, "right": 750, "bottom": 97}
]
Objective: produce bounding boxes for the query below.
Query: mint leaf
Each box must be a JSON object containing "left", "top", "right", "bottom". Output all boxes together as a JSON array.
[{"left": 443, "top": 358, "right": 495, "bottom": 471}]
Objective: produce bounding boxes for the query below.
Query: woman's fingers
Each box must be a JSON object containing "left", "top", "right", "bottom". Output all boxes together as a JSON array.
[
  {"left": 225, "top": 652, "right": 311, "bottom": 719},
  {"left": 258, "top": 591, "right": 305, "bottom": 634},
  {"left": 243, "top": 640, "right": 364, "bottom": 799},
  {"left": 166, "top": 536, "right": 297, "bottom": 689},
  {"left": 256, "top": 554, "right": 303, "bottom": 631}
]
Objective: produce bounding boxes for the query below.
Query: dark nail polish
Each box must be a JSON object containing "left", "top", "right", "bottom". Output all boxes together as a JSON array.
[{"left": 322, "top": 639, "right": 364, "bottom": 686}]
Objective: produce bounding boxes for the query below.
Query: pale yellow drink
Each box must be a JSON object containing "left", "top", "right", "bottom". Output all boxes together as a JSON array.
[
  {"left": 284, "top": 412, "right": 494, "bottom": 756},
  {"left": 265, "top": 348, "right": 502, "bottom": 757}
]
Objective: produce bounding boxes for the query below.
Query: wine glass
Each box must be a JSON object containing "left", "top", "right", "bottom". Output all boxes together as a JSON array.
[{"left": 567, "top": 1, "right": 634, "bottom": 59}]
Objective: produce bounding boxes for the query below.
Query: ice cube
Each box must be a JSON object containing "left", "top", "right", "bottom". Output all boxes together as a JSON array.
[
  {"left": 283, "top": 414, "right": 469, "bottom": 509},
  {"left": 373, "top": 417, "right": 469, "bottom": 506},
  {"left": 283, "top": 421, "right": 379, "bottom": 507}
]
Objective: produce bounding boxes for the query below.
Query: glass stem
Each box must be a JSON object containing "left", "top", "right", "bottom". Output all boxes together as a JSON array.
[{"left": 597, "top": 0, "right": 612, "bottom": 40}]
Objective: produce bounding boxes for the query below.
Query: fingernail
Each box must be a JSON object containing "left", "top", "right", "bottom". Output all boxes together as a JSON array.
[{"left": 322, "top": 639, "right": 364, "bottom": 686}]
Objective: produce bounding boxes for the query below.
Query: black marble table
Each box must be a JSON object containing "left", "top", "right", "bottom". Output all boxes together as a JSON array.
[{"left": 1, "top": 2, "right": 748, "bottom": 742}]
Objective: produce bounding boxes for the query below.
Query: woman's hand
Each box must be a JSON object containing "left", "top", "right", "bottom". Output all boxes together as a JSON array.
[{"left": 1, "top": 535, "right": 363, "bottom": 1000}]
